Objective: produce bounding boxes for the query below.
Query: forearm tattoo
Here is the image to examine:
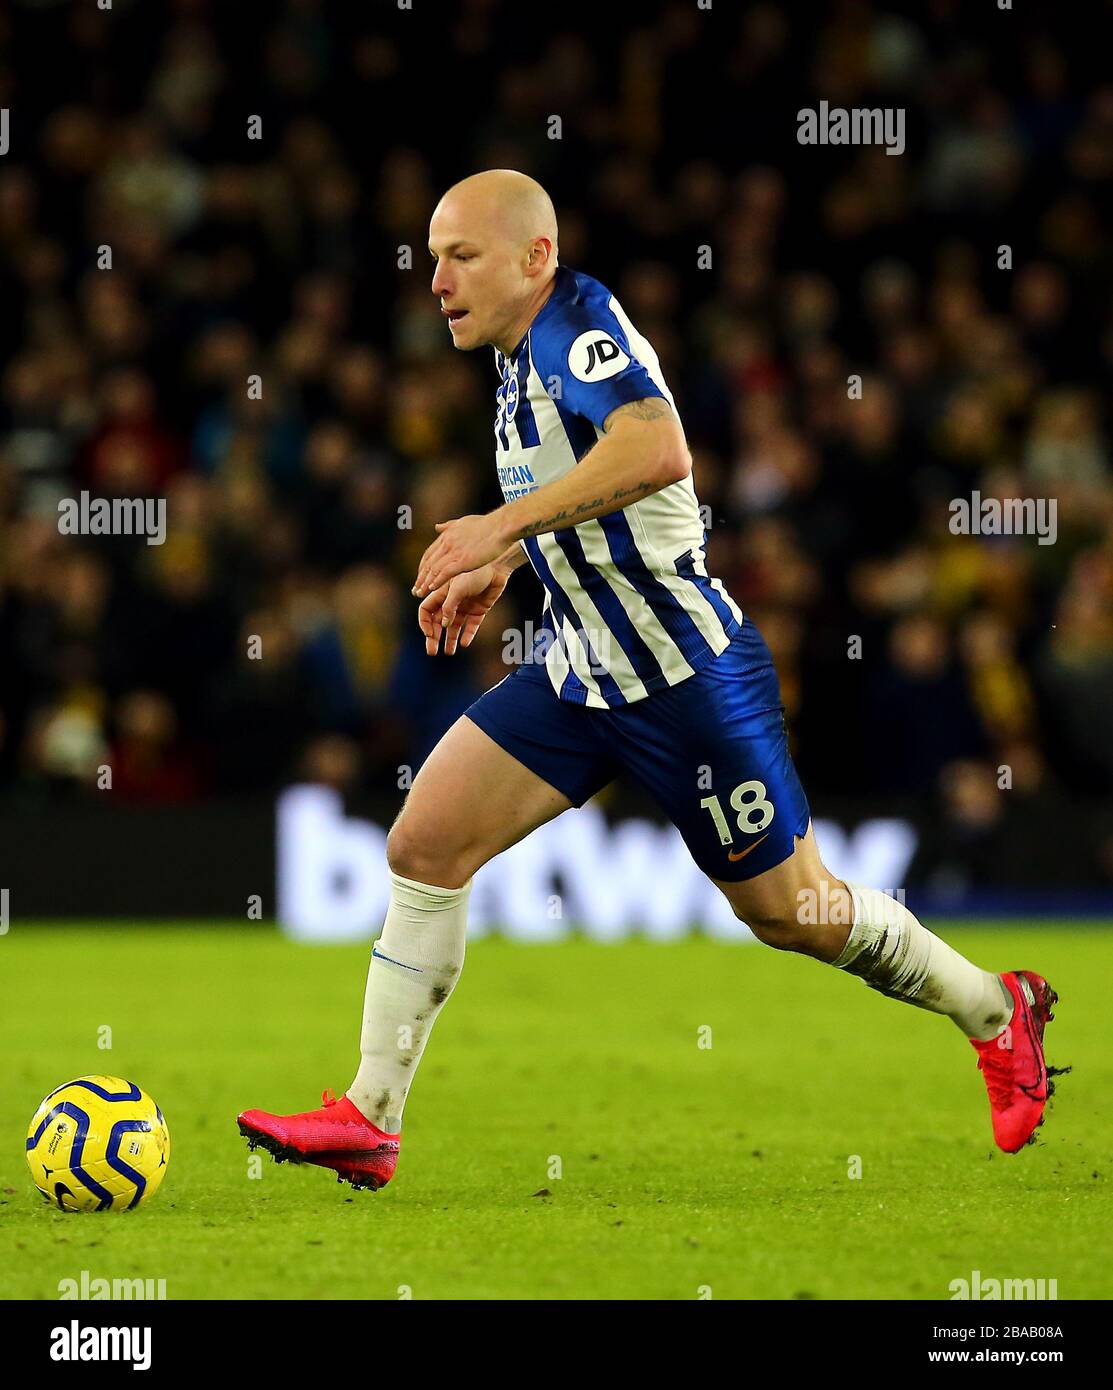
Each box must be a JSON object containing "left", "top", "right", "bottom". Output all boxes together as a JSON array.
[{"left": 514, "top": 480, "right": 657, "bottom": 539}]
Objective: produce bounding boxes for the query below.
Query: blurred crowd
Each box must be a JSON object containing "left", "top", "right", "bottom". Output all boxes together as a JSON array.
[{"left": 0, "top": 0, "right": 1111, "bottom": 880}]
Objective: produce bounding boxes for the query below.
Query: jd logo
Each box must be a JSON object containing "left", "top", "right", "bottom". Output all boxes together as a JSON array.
[{"left": 568, "top": 330, "right": 630, "bottom": 382}]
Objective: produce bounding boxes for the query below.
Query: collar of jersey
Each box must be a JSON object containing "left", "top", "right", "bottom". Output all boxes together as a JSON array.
[{"left": 506, "top": 266, "right": 574, "bottom": 366}]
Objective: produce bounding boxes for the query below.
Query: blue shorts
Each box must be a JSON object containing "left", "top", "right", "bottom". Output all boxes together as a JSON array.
[{"left": 464, "top": 616, "right": 811, "bottom": 881}]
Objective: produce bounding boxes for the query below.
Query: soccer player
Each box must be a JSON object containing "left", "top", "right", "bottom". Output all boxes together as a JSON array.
[{"left": 238, "top": 170, "right": 1061, "bottom": 1189}]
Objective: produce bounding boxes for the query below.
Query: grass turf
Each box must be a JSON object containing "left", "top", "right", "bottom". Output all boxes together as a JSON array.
[{"left": 0, "top": 923, "right": 1109, "bottom": 1300}]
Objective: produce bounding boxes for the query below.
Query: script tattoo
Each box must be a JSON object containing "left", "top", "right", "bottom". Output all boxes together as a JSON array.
[{"left": 515, "top": 481, "right": 658, "bottom": 538}]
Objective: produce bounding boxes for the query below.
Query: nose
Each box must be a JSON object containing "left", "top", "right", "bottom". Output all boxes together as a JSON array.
[{"left": 431, "top": 259, "right": 452, "bottom": 298}]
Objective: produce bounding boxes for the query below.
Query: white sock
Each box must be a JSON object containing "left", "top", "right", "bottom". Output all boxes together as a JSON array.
[
  {"left": 348, "top": 871, "right": 470, "bottom": 1132},
  {"left": 832, "top": 882, "right": 1011, "bottom": 1041}
]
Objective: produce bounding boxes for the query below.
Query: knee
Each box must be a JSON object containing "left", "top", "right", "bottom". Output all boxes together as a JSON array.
[
  {"left": 385, "top": 818, "right": 437, "bottom": 882},
  {"left": 730, "top": 879, "right": 853, "bottom": 957},
  {"left": 726, "top": 887, "right": 822, "bottom": 953},
  {"left": 741, "top": 904, "right": 811, "bottom": 953},
  {"left": 385, "top": 817, "right": 473, "bottom": 889}
]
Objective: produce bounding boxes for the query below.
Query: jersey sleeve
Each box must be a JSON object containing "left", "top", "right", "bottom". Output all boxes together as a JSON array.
[{"left": 534, "top": 303, "right": 668, "bottom": 430}]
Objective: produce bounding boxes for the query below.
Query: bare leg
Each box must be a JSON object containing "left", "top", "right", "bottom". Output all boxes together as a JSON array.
[
  {"left": 350, "top": 714, "right": 581, "bottom": 1129},
  {"left": 712, "top": 823, "right": 852, "bottom": 961},
  {"left": 385, "top": 714, "right": 577, "bottom": 886},
  {"left": 711, "top": 822, "right": 1010, "bottom": 1038}
]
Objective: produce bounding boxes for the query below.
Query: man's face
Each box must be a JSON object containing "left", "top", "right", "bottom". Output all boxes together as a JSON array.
[{"left": 428, "top": 201, "right": 524, "bottom": 352}]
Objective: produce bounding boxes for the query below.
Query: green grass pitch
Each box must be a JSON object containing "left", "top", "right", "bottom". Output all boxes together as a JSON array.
[{"left": 1, "top": 923, "right": 1109, "bottom": 1300}]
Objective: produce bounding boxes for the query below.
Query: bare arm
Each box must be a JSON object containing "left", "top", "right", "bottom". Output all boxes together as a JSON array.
[
  {"left": 412, "top": 398, "right": 689, "bottom": 596},
  {"left": 492, "top": 541, "right": 532, "bottom": 574},
  {"left": 500, "top": 397, "right": 690, "bottom": 541}
]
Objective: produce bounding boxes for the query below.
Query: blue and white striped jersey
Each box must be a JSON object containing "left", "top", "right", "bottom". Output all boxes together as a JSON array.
[{"left": 494, "top": 265, "right": 743, "bottom": 708}]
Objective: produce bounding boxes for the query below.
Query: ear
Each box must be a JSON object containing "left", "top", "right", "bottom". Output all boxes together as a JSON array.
[{"left": 526, "top": 237, "right": 554, "bottom": 275}]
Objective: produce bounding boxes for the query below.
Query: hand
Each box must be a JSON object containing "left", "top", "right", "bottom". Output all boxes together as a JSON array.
[
  {"left": 412, "top": 511, "right": 512, "bottom": 597},
  {"left": 417, "top": 563, "right": 511, "bottom": 656}
]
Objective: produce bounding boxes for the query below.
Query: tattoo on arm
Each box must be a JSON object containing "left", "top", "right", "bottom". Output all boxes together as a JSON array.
[
  {"left": 509, "top": 400, "right": 679, "bottom": 541},
  {"left": 514, "top": 480, "right": 657, "bottom": 539},
  {"left": 603, "top": 397, "right": 673, "bottom": 429}
]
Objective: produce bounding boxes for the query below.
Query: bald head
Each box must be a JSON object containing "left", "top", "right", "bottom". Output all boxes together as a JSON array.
[
  {"left": 436, "top": 169, "right": 558, "bottom": 256},
  {"left": 429, "top": 170, "right": 560, "bottom": 353}
]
